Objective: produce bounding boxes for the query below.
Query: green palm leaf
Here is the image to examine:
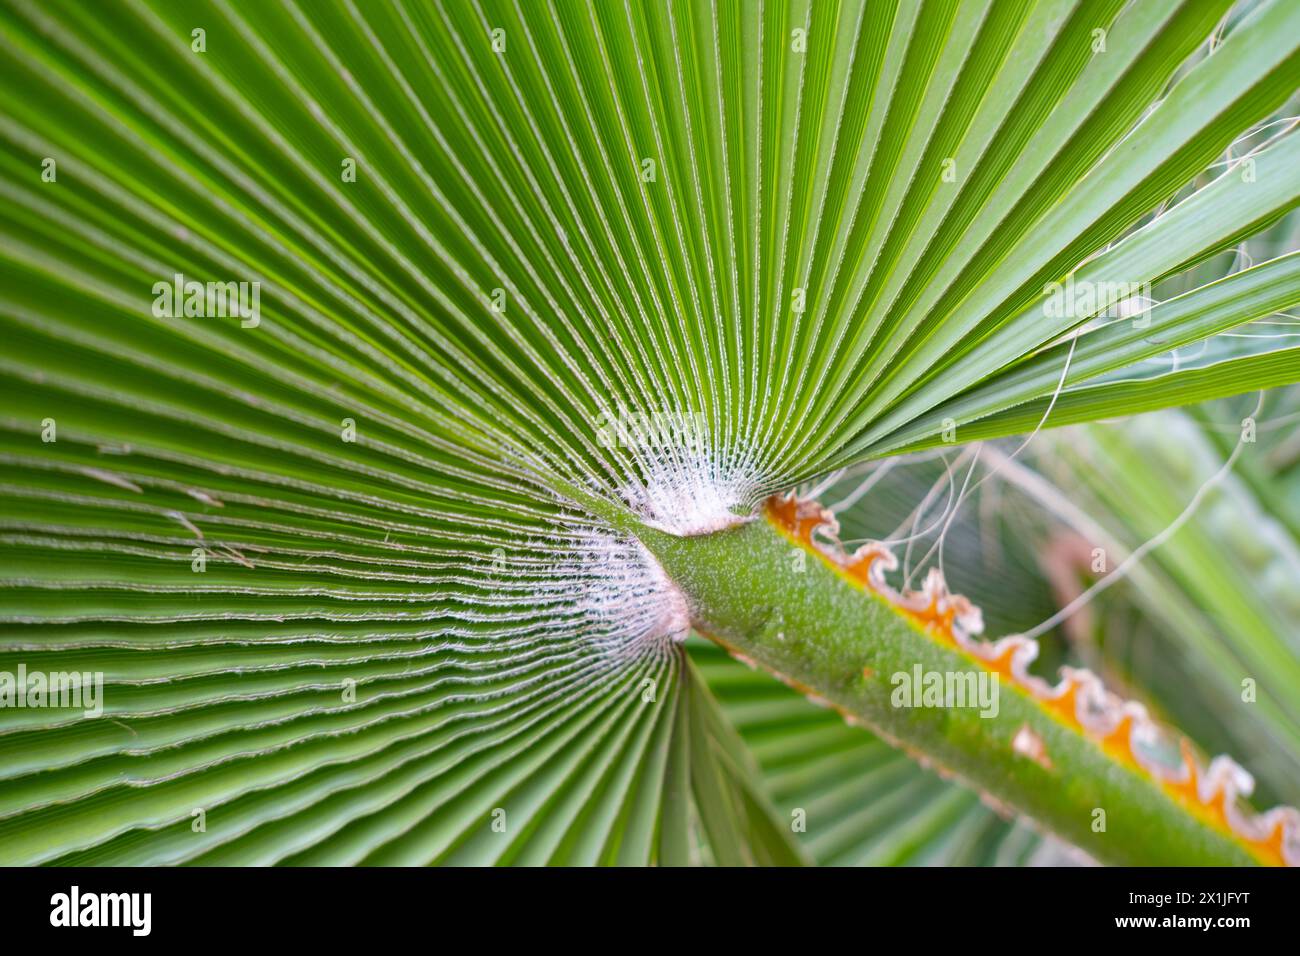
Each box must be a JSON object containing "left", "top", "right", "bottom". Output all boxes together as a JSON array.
[{"left": 2, "top": 0, "right": 1298, "bottom": 865}]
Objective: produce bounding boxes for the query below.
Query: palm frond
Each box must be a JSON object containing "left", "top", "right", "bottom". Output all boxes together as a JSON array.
[{"left": 1, "top": 0, "right": 1298, "bottom": 865}]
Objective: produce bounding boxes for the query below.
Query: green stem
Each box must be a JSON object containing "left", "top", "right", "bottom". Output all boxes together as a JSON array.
[{"left": 634, "top": 512, "right": 1262, "bottom": 866}]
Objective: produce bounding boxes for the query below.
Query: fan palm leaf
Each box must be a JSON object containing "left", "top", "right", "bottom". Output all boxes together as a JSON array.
[{"left": 1, "top": 0, "right": 1298, "bottom": 865}]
